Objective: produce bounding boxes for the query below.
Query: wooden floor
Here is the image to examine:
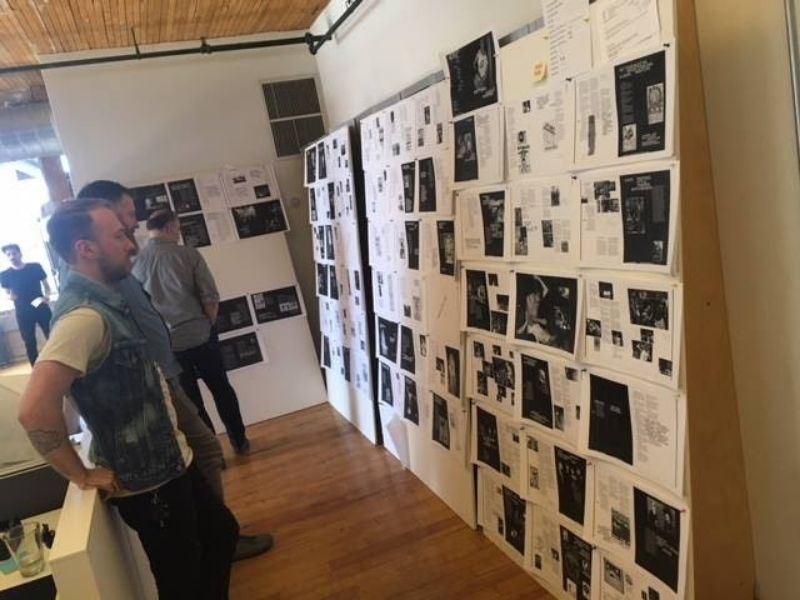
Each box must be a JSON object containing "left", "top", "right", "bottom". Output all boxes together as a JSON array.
[{"left": 221, "top": 403, "right": 552, "bottom": 599}]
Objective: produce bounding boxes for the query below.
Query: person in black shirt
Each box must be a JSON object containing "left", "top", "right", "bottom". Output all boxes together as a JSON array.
[{"left": 1, "top": 244, "right": 52, "bottom": 364}]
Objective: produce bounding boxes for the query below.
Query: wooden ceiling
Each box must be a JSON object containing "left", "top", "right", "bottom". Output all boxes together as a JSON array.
[{"left": 0, "top": 0, "right": 327, "bottom": 96}]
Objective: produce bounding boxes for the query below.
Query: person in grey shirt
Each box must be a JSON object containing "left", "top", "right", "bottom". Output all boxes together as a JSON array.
[
  {"left": 132, "top": 209, "right": 250, "bottom": 454},
  {"left": 76, "top": 180, "right": 270, "bottom": 561}
]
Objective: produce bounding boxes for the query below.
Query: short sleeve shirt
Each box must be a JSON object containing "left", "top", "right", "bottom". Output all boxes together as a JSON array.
[
  {"left": 0, "top": 263, "right": 46, "bottom": 307},
  {"left": 37, "top": 307, "right": 193, "bottom": 493}
]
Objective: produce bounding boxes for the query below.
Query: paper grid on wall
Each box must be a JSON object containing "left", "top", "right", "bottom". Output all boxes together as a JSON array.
[
  {"left": 129, "top": 164, "right": 300, "bottom": 372},
  {"left": 359, "top": 1, "right": 690, "bottom": 597},
  {"left": 304, "top": 126, "right": 374, "bottom": 427}
]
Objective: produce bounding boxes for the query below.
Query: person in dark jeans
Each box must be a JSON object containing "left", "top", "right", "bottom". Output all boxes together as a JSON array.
[
  {"left": 18, "top": 199, "right": 239, "bottom": 598},
  {"left": 174, "top": 329, "right": 248, "bottom": 452},
  {"left": 132, "top": 210, "right": 250, "bottom": 454},
  {"left": 1, "top": 244, "right": 52, "bottom": 364}
]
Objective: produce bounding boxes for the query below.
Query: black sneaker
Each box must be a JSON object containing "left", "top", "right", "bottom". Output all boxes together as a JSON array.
[
  {"left": 233, "top": 533, "right": 274, "bottom": 562},
  {"left": 233, "top": 439, "right": 251, "bottom": 455}
]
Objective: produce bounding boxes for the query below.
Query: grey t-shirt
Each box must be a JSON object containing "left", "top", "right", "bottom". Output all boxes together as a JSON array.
[{"left": 132, "top": 239, "right": 219, "bottom": 352}]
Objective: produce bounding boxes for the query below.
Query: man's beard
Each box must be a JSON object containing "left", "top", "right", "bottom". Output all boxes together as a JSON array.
[
  {"left": 125, "top": 227, "right": 140, "bottom": 255},
  {"left": 98, "top": 254, "right": 131, "bottom": 283}
]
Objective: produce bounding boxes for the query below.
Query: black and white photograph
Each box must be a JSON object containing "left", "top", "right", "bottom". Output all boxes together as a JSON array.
[
  {"left": 418, "top": 157, "right": 437, "bottom": 212},
  {"left": 378, "top": 317, "right": 399, "bottom": 364},
  {"left": 611, "top": 508, "right": 631, "bottom": 547},
  {"left": 620, "top": 169, "right": 671, "bottom": 265},
  {"left": 167, "top": 179, "right": 202, "bottom": 214},
  {"left": 446, "top": 32, "right": 498, "bottom": 117},
  {"left": 592, "top": 180, "right": 620, "bottom": 213},
  {"left": 514, "top": 207, "right": 528, "bottom": 255},
  {"left": 317, "top": 263, "right": 328, "bottom": 297},
  {"left": 615, "top": 49, "right": 668, "bottom": 157},
  {"left": 647, "top": 83, "right": 665, "bottom": 125},
  {"left": 466, "top": 269, "right": 491, "bottom": 331},
  {"left": 216, "top": 296, "right": 253, "bottom": 334},
  {"left": 479, "top": 190, "right": 506, "bottom": 257},
  {"left": 432, "top": 393, "right": 451, "bottom": 449},
  {"left": 521, "top": 354, "right": 553, "bottom": 428},
  {"left": 514, "top": 272, "right": 579, "bottom": 354},
  {"left": 342, "top": 346, "right": 351, "bottom": 382},
  {"left": 329, "top": 265, "right": 340, "bottom": 300},
  {"left": 454, "top": 115, "right": 479, "bottom": 182},
  {"left": 317, "top": 141, "right": 327, "bottom": 180},
  {"left": 325, "top": 225, "right": 335, "bottom": 260},
  {"left": 403, "top": 376, "right": 419, "bottom": 425},
  {"left": 437, "top": 220, "right": 456, "bottom": 276},
  {"left": 599, "top": 281, "right": 615, "bottom": 299},
  {"left": 612, "top": 330, "right": 624, "bottom": 347},
  {"left": 634, "top": 488, "right": 681, "bottom": 591},
  {"left": 476, "top": 406, "right": 501, "bottom": 471},
  {"left": 131, "top": 183, "right": 170, "bottom": 221},
  {"left": 380, "top": 362, "right": 394, "bottom": 406},
  {"left": 490, "top": 310, "right": 507, "bottom": 335},
  {"left": 554, "top": 447, "right": 588, "bottom": 526},
  {"left": 603, "top": 558, "right": 626, "bottom": 594},
  {"left": 541, "top": 220, "right": 554, "bottom": 248},
  {"left": 588, "top": 374, "right": 634, "bottom": 465},
  {"left": 405, "top": 221, "right": 420, "bottom": 270},
  {"left": 402, "top": 161, "right": 416, "bottom": 213},
  {"left": 400, "top": 325, "right": 416, "bottom": 374},
  {"left": 492, "top": 355, "right": 514, "bottom": 390},
  {"left": 446, "top": 345, "right": 461, "bottom": 398},
  {"left": 178, "top": 213, "right": 211, "bottom": 248},
  {"left": 321, "top": 334, "right": 331, "bottom": 368},
  {"left": 502, "top": 486, "right": 526, "bottom": 556},
  {"left": 628, "top": 289, "right": 669, "bottom": 329},
  {"left": 309, "top": 187, "right": 318, "bottom": 222},
  {"left": 586, "top": 318, "right": 602, "bottom": 338},
  {"left": 250, "top": 286, "right": 303, "bottom": 324},
  {"left": 560, "top": 527, "right": 593, "bottom": 600},
  {"left": 231, "top": 199, "right": 288, "bottom": 238},
  {"left": 305, "top": 145, "right": 317, "bottom": 185},
  {"left": 327, "top": 182, "right": 336, "bottom": 219},
  {"left": 219, "top": 332, "right": 263, "bottom": 371}
]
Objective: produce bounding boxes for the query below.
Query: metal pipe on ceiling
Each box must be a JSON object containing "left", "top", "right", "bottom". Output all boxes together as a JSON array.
[{"left": 0, "top": 0, "right": 365, "bottom": 76}]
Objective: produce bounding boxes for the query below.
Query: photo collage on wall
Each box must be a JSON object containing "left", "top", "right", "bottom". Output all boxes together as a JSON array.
[
  {"left": 130, "top": 164, "right": 289, "bottom": 249},
  {"left": 130, "top": 162, "right": 300, "bottom": 373},
  {"left": 305, "top": 126, "right": 372, "bottom": 395},
  {"left": 354, "top": 4, "right": 689, "bottom": 597}
]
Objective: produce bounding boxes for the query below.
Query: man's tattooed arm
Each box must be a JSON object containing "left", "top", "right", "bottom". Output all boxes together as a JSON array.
[{"left": 26, "top": 429, "right": 69, "bottom": 455}]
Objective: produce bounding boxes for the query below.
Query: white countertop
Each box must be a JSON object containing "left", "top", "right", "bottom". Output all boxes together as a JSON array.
[{"left": 0, "top": 508, "right": 61, "bottom": 592}]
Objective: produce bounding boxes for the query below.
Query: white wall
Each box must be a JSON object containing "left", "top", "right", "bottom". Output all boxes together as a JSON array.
[
  {"left": 311, "top": 0, "right": 542, "bottom": 126},
  {"left": 42, "top": 35, "right": 327, "bottom": 430},
  {"left": 695, "top": 3, "right": 800, "bottom": 599}
]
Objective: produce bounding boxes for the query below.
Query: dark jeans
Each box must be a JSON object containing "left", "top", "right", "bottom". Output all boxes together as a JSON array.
[
  {"left": 112, "top": 465, "right": 239, "bottom": 600},
  {"left": 175, "top": 333, "right": 247, "bottom": 449},
  {"left": 15, "top": 303, "right": 51, "bottom": 364}
]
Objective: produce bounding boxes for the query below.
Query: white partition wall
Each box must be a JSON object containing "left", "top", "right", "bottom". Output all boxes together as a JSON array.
[{"left": 43, "top": 36, "right": 327, "bottom": 428}]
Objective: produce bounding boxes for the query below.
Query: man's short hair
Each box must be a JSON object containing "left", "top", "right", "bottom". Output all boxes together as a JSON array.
[
  {"left": 1, "top": 243, "right": 20, "bottom": 254},
  {"left": 47, "top": 198, "right": 112, "bottom": 262},
  {"left": 77, "top": 180, "right": 132, "bottom": 205},
  {"left": 146, "top": 209, "right": 178, "bottom": 231}
]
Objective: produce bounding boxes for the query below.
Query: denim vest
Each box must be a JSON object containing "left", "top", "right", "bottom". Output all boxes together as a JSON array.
[{"left": 51, "top": 272, "right": 185, "bottom": 491}]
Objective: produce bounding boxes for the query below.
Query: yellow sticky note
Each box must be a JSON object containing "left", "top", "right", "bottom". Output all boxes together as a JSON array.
[{"left": 533, "top": 61, "right": 548, "bottom": 83}]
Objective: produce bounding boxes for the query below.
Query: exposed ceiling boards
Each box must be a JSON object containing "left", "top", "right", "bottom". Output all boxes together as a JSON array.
[{"left": 0, "top": 0, "right": 328, "bottom": 96}]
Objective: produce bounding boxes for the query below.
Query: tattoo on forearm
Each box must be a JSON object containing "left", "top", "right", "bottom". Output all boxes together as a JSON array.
[{"left": 27, "top": 430, "right": 68, "bottom": 455}]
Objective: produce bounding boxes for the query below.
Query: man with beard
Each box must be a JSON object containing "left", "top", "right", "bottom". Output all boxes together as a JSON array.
[
  {"left": 18, "top": 199, "right": 239, "bottom": 597},
  {"left": 75, "top": 180, "right": 271, "bottom": 561}
]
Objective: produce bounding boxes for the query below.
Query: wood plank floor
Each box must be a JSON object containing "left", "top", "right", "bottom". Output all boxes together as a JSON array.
[{"left": 221, "top": 403, "right": 552, "bottom": 599}]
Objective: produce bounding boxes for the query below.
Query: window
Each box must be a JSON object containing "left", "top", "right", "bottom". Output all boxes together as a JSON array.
[
  {"left": 0, "top": 159, "right": 56, "bottom": 312},
  {"left": 262, "top": 78, "right": 326, "bottom": 157}
]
